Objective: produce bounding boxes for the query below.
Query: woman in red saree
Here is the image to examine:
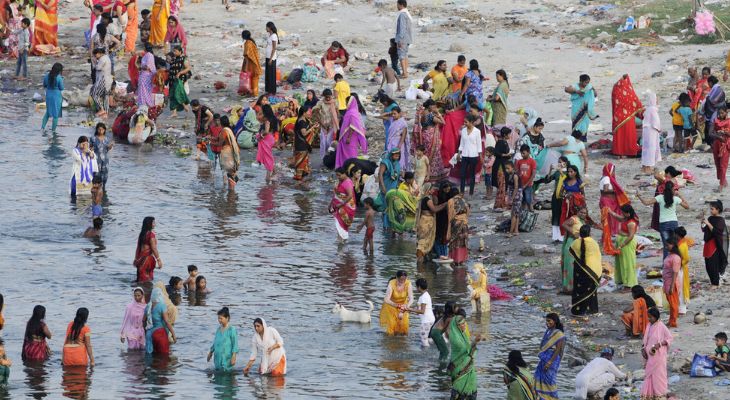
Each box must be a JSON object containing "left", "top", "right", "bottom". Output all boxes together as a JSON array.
[
  {"left": 134, "top": 216, "right": 162, "bottom": 282},
  {"left": 611, "top": 75, "right": 643, "bottom": 157},
  {"left": 440, "top": 104, "right": 466, "bottom": 168},
  {"left": 599, "top": 163, "right": 630, "bottom": 235},
  {"left": 330, "top": 167, "right": 356, "bottom": 242},
  {"left": 32, "top": 0, "right": 58, "bottom": 55}
]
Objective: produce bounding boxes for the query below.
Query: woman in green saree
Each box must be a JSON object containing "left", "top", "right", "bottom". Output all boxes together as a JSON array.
[
  {"left": 488, "top": 69, "right": 510, "bottom": 126},
  {"left": 385, "top": 180, "right": 417, "bottom": 234},
  {"left": 448, "top": 315, "right": 481, "bottom": 400},
  {"left": 503, "top": 350, "right": 538, "bottom": 400}
]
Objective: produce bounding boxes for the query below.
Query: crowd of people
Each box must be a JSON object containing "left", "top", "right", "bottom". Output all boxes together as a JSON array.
[{"left": 3, "top": 0, "right": 730, "bottom": 397}]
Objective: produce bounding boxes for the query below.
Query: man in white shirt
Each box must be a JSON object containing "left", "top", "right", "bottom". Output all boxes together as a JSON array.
[
  {"left": 457, "top": 114, "right": 482, "bottom": 195},
  {"left": 410, "top": 278, "right": 435, "bottom": 347},
  {"left": 574, "top": 347, "right": 627, "bottom": 400}
]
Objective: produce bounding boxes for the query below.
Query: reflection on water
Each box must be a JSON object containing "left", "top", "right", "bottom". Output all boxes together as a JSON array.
[{"left": 0, "top": 105, "right": 575, "bottom": 399}]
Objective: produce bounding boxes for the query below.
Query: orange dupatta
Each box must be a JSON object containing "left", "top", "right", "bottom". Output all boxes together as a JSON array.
[{"left": 601, "top": 207, "right": 620, "bottom": 255}]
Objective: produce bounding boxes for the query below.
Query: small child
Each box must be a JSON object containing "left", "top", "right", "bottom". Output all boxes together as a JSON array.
[
  {"left": 483, "top": 147, "right": 495, "bottom": 199},
  {"left": 409, "top": 278, "right": 435, "bottom": 347},
  {"left": 388, "top": 38, "right": 401, "bottom": 76},
  {"left": 195, "top": 275, "right": 211, "bottom": 294},
  {"left": 356, "top": 198, "right": 376, "bottom": 255},
  {"left": 83, "top": 217, "right": 103, "bottom": 238},
  {"left": 0, "top": 339, "right": 11, "bottom": 388},
  {"left": 676, "top": 94, "right": 694, "bottom": 153},
  {"left": 504, "top": 161, "right": 521, "bottom": 236},
  {"left": 670, "top": 93, "right": 691, "bottom": 153},
  {"left": 208, "top": 114, "right": 223, "bottom": 165},
  {"left": 14, "top": 18, "right": 31, "bottom": 80},
  {"left": 184, "top": 264, "right": 199, "bottom": 291},
  {"left": 139, "top": 10, "right": 151, "bottom": 47},
  {"left": 91, "top": 175, "right": 104, "bottom": 218},
  {"left": 414, "top": 145, "right": 429, "bottom": 194},
  {"left": 515, "top": 144, "right": 537, "bottom": 211},
  {"left": 378, "top": 59, "right": 400, "bottom": 98},
  {"left": 402, "top": 171, "right": 419, "bottom": 198},
  {"left": 710, "top": 332, "right": 730, "bottom": 372}
]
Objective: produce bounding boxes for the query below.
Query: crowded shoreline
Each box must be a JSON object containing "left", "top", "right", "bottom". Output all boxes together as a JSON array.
[{"left": 1, "top": 0, "right": 730, "bottom": 398}]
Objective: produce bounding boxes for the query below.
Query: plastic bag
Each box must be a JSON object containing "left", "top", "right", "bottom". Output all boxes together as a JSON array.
[
  {"left": 690, "top": 353, "right": 718, "bottom": 377},
  {"left": 301, "top": 65, "right": 319, "bottom": 82},
  {"left": 405, "top": 87, "right": 418, "bottom": 100},
  {"left": 238, "top": 71, "right": 252, "bottom": 96}
]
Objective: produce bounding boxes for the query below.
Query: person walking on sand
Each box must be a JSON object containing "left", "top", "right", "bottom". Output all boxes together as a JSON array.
[
  {"left": 394, "top": 0, "right": 412, "bottom": 78},
  {"left": 565, "top": 74, "right": 597, "bottom": 142}
]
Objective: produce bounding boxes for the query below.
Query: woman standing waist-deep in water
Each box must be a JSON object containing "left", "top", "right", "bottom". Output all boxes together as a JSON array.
[
  {"left": 62, "top": 308, "right": 94, "bottom": 367},
  {"left": 22, "top": 305, "right": 52, "bottom": 362},
  {"left": 244, "top": 318, "right": 286, "bottom": 376},
  {"left": 120, "top": 287, "right": 146, "bottom": 350},
  {"left": 208, "top": 307, "right": 238, "bottom": 372}
]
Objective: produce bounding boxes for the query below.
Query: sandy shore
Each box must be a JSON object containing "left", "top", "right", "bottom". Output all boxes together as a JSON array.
[{"left": 3, "top": 0, "right": 730, "bottom": 398}]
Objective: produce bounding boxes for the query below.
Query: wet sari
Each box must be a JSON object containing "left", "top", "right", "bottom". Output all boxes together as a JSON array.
[
  {"left": 249, "top": 319, "right": 286, "bottom": 375},
  {"left": 145, "top": 288, "right": 170, "bottom": 355},
  {"left": 331, "top": 178, "right": 356, "bottom": 240},
  {"left": 448, "top": 316, "right": 477, "bottom": 399},
  {"left": 219, "top": 127, "right": 240, "bottom": 181},
  {"left": 293, "top": 117, "right": 315, "bottom": 180},
  {"left": 22, "top": 323, "right": 51, "bottom": 362},
  {"left": 448, "top": 194, "right": 470, "bottom": 263},
  {"left": 503, "top": 366, "right": 538, "bottom": 400},
  {"left": 386, "top": 117, "right": 410, "bottom": 171},
  {"left": 134, "top": 231, "right": 157, "bottom": 282},
  {"left": 120, "top": 294, "right": 146, "bottom": 350},
  {"left": 417, "top": 196, "right": 437, "bottom": 257},
  {"left": 569, "top": 237, "right": 601, "bottom": 315},
  {"left": 210, "top": 325, "right": 238, "bottom": 372},
  {"left": 62, "top": 324, "right": 91, "bottom": 366},
  {"left": 385, "top": 182, "right": 417, "bottom": 233},
  {"left": 535, "top": 328, "right": 565, "bottom": 400},
  {"left": 570, "top": 83, "right": 597, "bottom": 139},
  {"left": 379, "top": 279, "right": 411, "bottom": 335},
  {"left": 379, "top": 150, "right": 401, "bottom": 228},
  {"left": 336, "top": 98, "right": 368, "bottom": 169}
]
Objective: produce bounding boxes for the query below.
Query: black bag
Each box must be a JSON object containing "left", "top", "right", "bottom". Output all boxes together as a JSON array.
[
  {"left": 518, "top": 209, "right": 537, "bottom": 232},
  {"left": 287, "top": 68, "right": 303, "bottom": 84}
]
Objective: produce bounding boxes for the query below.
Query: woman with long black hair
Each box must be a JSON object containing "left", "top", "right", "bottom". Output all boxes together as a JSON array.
[
  {"left": 702, "top": 200, "right": 729, "bottom": 288},
  {"left": 42, "top": 63, "right": 64, "bottom": 133},
  {"left": 133, "top": 217, "right": 162, "bottom": 282},
  {"left": 62, "top": 308, "right": 94, "bottom": 366},
  {"left": 570, "top": 225, "right": 602, "bottom": 315},
  {"left": 264, "top": 21, "right": 279, "bottom": 95},
  {"left": 637, "top": 180, "right": 689, "bottom": 258},
  {"left": 22, "top": 305, "right": 53, "bottom": 362}
]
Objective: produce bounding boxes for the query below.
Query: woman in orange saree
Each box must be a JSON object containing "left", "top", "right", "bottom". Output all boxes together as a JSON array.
[
  {"left": 611, "top": 74, "right": 643, "bottom": 157},
  {"left": 32, "top": 0, "right": 58, "bottom": 55},
  {"left": 241, "top": 30, "right": 262, "bottom": 97},
  {"left": 124, "top": 0, "right": 138, "bottom": 53},
  {"left": 621, "top": 285, "right": 655, "bottom": 337}
]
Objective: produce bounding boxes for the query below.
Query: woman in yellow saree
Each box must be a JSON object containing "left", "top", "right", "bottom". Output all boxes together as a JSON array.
[
  {"left": 149, "top": 0, "right": 169, "bottom": 47},
  {"left": 379, "top": 271, "right": 413, "bottom": 335},
  {"left": 241, "top": 30, "right": 262, "bottom": 97}
]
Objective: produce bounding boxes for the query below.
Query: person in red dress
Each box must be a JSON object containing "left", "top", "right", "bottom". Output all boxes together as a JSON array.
[
  {"left": 711, "top": 107, "right": 730, "bottom": 192},
  {"left": 134, "top": 216, "right": 162, "bottom": 282},
  {"left": 611, "top": 74, "right": 643, "bottom": 157}
]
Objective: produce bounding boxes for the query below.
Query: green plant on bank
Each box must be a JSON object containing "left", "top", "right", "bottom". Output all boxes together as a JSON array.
[{"left": 572, "top": 0, "right": 730, "bottom": 44}]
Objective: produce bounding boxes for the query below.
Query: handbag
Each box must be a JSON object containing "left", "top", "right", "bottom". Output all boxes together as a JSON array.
[{"left": 238, "top": 71, "right": 252, "bottom": 95}]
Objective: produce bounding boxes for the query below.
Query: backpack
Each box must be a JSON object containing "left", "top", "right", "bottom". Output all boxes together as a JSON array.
[{"left": 518, "top": 209, "right": 538, "bottom": 232}]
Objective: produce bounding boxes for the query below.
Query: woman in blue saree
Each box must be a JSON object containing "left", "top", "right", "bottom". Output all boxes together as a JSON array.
[
  {"left": 144, "top": 287, "right": 176, "bottom": 355},
  {"left": 565, "top": 74, "right": 597, "bottom": 142},
  {"left": 378, "top": 148, "right": 402, "bottom": 229},
  {"left": 535, "top": 313, "right": 565, "bottom": 400}
]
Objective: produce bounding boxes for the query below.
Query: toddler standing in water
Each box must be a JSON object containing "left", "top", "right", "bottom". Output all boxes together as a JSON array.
[
  {"left": 91, "top": 175, "right": 104, "bottom": 218},
  {"left": 184, "top": 265, "right": 199, "bottom": 291},
  {"left": 409, "top": 278, "right": 435, "bottom": 347},
  {"left": 0, "top": 340, "right": 11, "bottom": 388},
  {"left": 196, "top": 275, "right": 211, "bottom": 294},
  {"left": 414, "top": 145, "right": 429, "bottom": 194},
  {"left": 83, "top": 217, "right": 103, "bottom": 238},
  {"left": 357, "top": 198, "right": 376, "bottom": 255}
]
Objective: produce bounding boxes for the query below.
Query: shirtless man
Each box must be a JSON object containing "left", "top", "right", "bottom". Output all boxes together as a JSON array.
[
  {"left": 83, "top": 217, "right": 103, "bottom": 238},
  {"left": 378, "top": 59, "right": 401, "bottom": 98}
]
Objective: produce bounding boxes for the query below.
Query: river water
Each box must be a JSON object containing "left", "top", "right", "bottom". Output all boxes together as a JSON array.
[{"left": 0, "top": 98, "right": 573, "bottom": 399}]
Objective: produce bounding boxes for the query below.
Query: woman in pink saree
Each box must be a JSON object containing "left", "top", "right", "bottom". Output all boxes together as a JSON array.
[
  {"left": 330, "top": 167, "right": 356, "bottom": 242},
  {"left": 120, "top": 287, "right": 146, "bottom": 350},
  {"left": 641, "top": 307, "right": 673, "bottom": 400},
  {"left": 136, "top": 44, "right": 157, "bottom": 108},
  {"left": 413, "top": 99, "right": 446, "bottom": 182},
  {"left": 335, "top": 95, "right": 368, "bottom": 169}
]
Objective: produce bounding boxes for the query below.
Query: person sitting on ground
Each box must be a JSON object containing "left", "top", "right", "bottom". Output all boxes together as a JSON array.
[
  {"left": 83, "top": 217, "right": 103, "bottom": 238},
  {"left": 620, "top": 285, "right": 656, "bottom": 338},
  {"left": 710, "top": 331, "right": 730, "bottom": 372},
  {"left": 321, "top": 41, "right": 349, "bottom": 78},
  {"left": 574, "top": 347, "right": 627, "bottom": 400}
]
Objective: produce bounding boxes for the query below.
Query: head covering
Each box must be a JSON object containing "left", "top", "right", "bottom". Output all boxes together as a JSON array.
[
  {"left": 601, "top": 163, "right": 630, "bottom": 206},
  {"left": 251, "top": 318, "right": 287, "bottom": 374},
  {"left": 642, "top": 90, "right": 661, "bottom": 133},
  {"left": 339, "top": 97, "right": 366, "bottom": 139},
  {"left": 146, "top": 287, "right": 165, "bottom": 327},
  {"left": 381, "top": 148, "right": 402, "bottom": 183},
  {"left": 164, "top": 20, "right": 188, "bottom": 50}
]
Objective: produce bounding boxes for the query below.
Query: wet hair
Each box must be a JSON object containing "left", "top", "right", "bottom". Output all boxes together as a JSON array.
[
  {"left": 665, "top": 235, "right": 680, "bottom": 256},
  {"left": 507, "top": 350, "right": 527, "bottom": 374},
  {"left": 519, "top": 144, "right": 530, "bottom": 153},
  {"left": 363, "top": 197, "right": 375, "bottom": 208},
  {"left": 663, "top": 181, "right": 675, "bottom": 208},
  {"left": 136, "top": 216, "right": 155, "bottom": 254},
  {"left": 710, "top": 200, "right": 724, "bottom": 213},
  {"left": 396, "top": 270, "right": 407, "bottom": 279},
  {"left": 567, "top": 164, "right": 581, "bottom": 180},
  {"left": 716, "top": 332, "right": 728, "bottom": 341},
  {"left": 92, "top": 175, "right": 102, "bottom": 184},
  {"left": 169, "top": 276, "right": 183, "bottom": 288},
  {"left": 603, "top": 388, "right": 619, "bottom": 400},
  {"left": 533, "top": 117, "right": 544, "bottom": 128},
  {"left": 220, "top": 115, "right": 231, "bottom": 129},
  {"left": 469, "top": 59, "right": 479, "bottom": 71},
  {"left": 322, "top": 88, "right": 333, "bottom": 97},
  {"left": 709, "top": 75, "right": 720, "bottom": 86},
  {"left": 620, "top": 204, "right": 637, "bottom": 221},
  {"left": 92, "top": 217, "right": 103, "bottom": 230},
  {"left": 334, "top": 73, "right": 343, "bottom": 81},
  {"left": 238, "top": 31, "right": 256, "bottom": 51},
  {"left": 631, "top": 285, "right": 656, "bottom": 308},
  {"left": 500, "top": 126, "right": 511, "bottom": 137},
  {"left": 664, "top": 165, "right": 681, "bottom": 178},
  {"left": 141, "top": 8, "right": 151, "bottom": 16},
  {"left": 571, "top": 130, "right": 583, "bottom": 140},
  {"left": 457, "top": 55, "right": 466, "bottom": 62},
  {"left": 674, "top": 226, "right": 687, "bottom": 239},
  {"left": 496, "top": 69, "right": 508, "bottom": 86},
  {"left": 95, "top": 122, "right": 107, "bottom": 136},
  {"left": 485, "top": 146, "right": 494, "bottom": 155},
  {"left": 48, "top": 63, "right": 63, "bottom": 89},
  {"left": 265, "top": 22, "right": 279, "bottom": 43},
  {"left": 546, "top": 312, "right": 563, "bottom": 331},
  {"left": 217, "top": 307, "right": 230, "bottom": 319},
  {"left": 195, "top": 275, "right": 206, "bottom": 288},
  {"left": 416, "top": 278, "right": 428, "bottom": 290},
  {"left": 24, "top": 305, "right": 47, "bottom": 340},
  {"left": 253, "top": 317, "right": 263, "bottom": 326},
  {"left": 67, "top": 307, "right": 89, "bottom": 343},
  {"left": 579, "top": 74, "right": 590, "bottom": 83},
  {"left": 404, "top": 171, "right": 414, "bottom": 180},
  {"left": 648, "top": 307, "right": 660, "bottom": 321}
]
